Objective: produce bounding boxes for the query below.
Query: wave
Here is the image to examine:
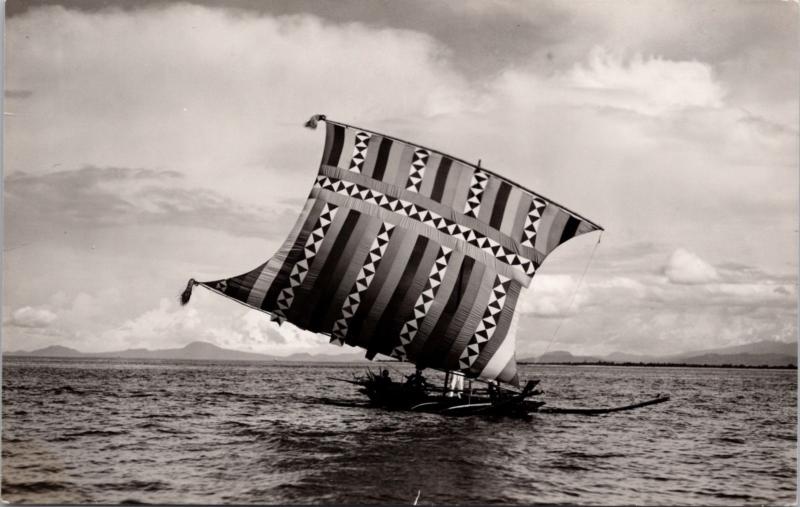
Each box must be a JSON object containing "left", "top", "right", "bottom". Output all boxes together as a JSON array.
[
  {"left": 715, "top": 436, "right": 746, "bottom": 445},
  {"left": 2, "top": 480, "right": 73, "bottom": 494},
  {"left": 63, "top": 429, "right": 126, "bottom": 438},
  {"left": 48, "top": 385, "right": 82, "bottom": 395},
  {"left": 94, "top": 480, "right": 169, "bottom": 492}
]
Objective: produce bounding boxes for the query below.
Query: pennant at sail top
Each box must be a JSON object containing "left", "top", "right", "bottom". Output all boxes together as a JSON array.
[{"left": 190, "top": 117, "right": 601, "bottom": 386}]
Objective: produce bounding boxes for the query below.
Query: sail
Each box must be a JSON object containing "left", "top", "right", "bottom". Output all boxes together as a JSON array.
[{"left": 185, "top": 116, "right": 602, "bottom": 386}]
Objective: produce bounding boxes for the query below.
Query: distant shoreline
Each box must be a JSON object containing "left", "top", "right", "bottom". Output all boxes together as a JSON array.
[
  {"left": 3, "top": 354, "right": 370, "bottom": 363},
  {"left": 519, "top": 361, "right": 797, "bottom": 369},
  {"left": 4, "top": 355, "right": 796, "bottom": 369}
]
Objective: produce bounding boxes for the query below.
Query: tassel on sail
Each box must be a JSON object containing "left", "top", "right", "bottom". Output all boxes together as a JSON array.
[
  {"left": 180, "top": 278, "right": 198, "bottom": 306},
  {"left": 183, "top": 116, "right": 602, "bottom": 387}
]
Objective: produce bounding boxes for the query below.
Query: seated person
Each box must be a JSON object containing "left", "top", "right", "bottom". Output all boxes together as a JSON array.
[
  {"left": 376, "top": 369, "right": 392, "bottom": 388},
  {"left": 404, "top": 369, "right": 428, "bottom": 390}
]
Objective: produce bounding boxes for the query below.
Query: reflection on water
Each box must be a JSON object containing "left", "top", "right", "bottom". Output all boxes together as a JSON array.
[{"left": 2, "top": 357, "right": 796, "bottom": 505}]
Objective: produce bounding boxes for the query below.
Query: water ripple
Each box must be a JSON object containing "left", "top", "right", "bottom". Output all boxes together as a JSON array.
[{"left": 2, "top": 357, "right": 795, "bottom": 505}]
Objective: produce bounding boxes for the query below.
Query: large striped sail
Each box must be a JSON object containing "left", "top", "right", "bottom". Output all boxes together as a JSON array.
[{"left": 183, "top": 115, "right": 602, "bottom": 386}]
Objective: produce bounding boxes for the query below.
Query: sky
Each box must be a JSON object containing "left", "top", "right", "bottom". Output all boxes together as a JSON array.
[{"left": 3, "top": 0, "right": 798, "bottom": 358}]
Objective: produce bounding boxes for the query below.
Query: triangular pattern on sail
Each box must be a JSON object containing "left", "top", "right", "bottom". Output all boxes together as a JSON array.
[
  {"left": 330, "top": 221, "right": 396, "bottom": 345},
  {"left": 458, "top": 274, "right": 511, "bottom": 370},
  {"left": 197, "top": 118, "right": 601, "bottom": 386},
  {"left": 391, "top": 245, "right": 453, "bottom": 361}
]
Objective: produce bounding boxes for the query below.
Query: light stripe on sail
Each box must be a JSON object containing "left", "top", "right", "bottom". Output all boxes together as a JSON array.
[
  {"left": 458, "top": 274, "right": 511, "bottom": 369},
  {"left": 391, "top": 245, "right": 453, "bottom": 361},
  {"left": 271, "top": 203, "right": 339, "bottom": 324},
  {"left": 330, "top": 222, "right": 396, "bottom": 345},
  {"left": 348, "top": 131, "right": 372, "bottom": 173},
  {"left": 477, "top": 322, "right": 516, "bottom": 382}
]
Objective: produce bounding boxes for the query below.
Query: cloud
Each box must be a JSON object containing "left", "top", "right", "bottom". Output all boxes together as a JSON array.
[
  {"left": 664, "top": 248, "right": 719, "bottom": 284},
  {"left": 241, "top": 311, "right": 287, "bottom": 345},
  {"left": 5, "top": 5, "right": 470, "bottom": 188},
  {"left": 100, "top": 292, "right": 331, "bottom": 355},
  {"left": 5, "top": 286, "right": 332, "bottom": 355},
  {"left": 518, "top": 275, "right": 588, "bottom": 317},
  {"left": 562, "top": 47, "right": 725, "bottom": 115},
  {"left": 104, "top": 297, "right": 202, "bottom": 349},
  {"left": 3, "top": 3, "right": 796, "bottom": 359},
  {"left": 5, "top": 166, "right": 297, "bottom": 240},
  {"left": 516, "top": 250, "right": 795, "bottom": 357},
  {"left": 5, "top": 306, "right": 57, "bottom": 328}
]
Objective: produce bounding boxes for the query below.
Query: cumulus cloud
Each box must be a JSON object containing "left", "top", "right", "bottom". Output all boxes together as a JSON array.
[
  {"left": 514, "top": 254, "right": 796, "bottom": 358},
  {"left": 103, "top": 298, "right": 202, "bottom": 349},
  {"left": 6, "top": 306, "right": 57, "bottom": 328},
  {"left": 664, "top": 248, "right": 719, "bottom": 284},
  {"left": 241, "top": 311, "right": 287, "bottom": 345},
  {"left": 81, "top": 291, "right": 333, "bottom": 355},
  {"left": 518, "top": 275, "right": 589, "bottom": 317}
]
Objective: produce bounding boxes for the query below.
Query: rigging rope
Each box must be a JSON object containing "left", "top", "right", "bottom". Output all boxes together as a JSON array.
[{"left": 536, "top": 231, "right": 603, "bottom": 362}]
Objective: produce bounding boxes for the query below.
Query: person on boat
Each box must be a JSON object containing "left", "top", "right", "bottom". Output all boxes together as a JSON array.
[
  {"left": 446, "top": 372, "right": 465, "bottom": 398},
  {"left": 404, "top": 369, "right": 428, "bottom": 391},
  {"left": 376, "top": 369, "right": 392, "bottom": 389}
]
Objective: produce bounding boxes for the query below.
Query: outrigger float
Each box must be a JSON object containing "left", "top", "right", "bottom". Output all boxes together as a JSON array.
[{"left": 181, "top": 115, "right": 670, "bottom": 419}]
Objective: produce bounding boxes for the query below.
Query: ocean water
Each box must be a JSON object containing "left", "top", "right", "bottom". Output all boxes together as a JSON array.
[{"left": 2, "top": 357, "right": 795, "bottom": 505}]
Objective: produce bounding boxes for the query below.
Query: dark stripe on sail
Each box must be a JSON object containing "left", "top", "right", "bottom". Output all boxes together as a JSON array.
[
  {"left": 418, "top": 255, "right": 475, "bottom": 366},
  {"left": 428, "top": 260, "right": 486, "bottom": 369},
  {"left": 371, "top": 137, "right": 393, "bottom": 181},
  {"left": 430, "top": 157, "right": 452, "bottom": 202},
  {"left": 318, "top": 216, "right": 379, "bottom": 333},
  {"left": 559, "top": 215, "right": 580, "bottom": 245},
  {"left": 226, "top": 262, "right": 266, "bottom": 302},
  {"left": 489, "top": 181, "right": 511, "bottom": 229},
  {"left": 260, "top": 201, "right": 326, "bottom": 312},
  {"left": 366, "top": 234, "right": 429, "bottom": 359},
  {"left": 344, "top": 227, "right": 407, "bottom": 346},
  {"left": 305, "top": 209, "right": 362, "bottom": 330},
  {"left": 326, "top": 124, "right": 345, "bottom": 167}
]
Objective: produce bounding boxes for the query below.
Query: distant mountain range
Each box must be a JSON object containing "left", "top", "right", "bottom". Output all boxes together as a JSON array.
[
  {"left": 520, "top": 340, "right": 797, "bottom": 367},
  {"left": 5, "top": 341, "right": 369, "bottom": 363},
  {"left": 5, "top": 339, "right": 796, "bottom": 367}
]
